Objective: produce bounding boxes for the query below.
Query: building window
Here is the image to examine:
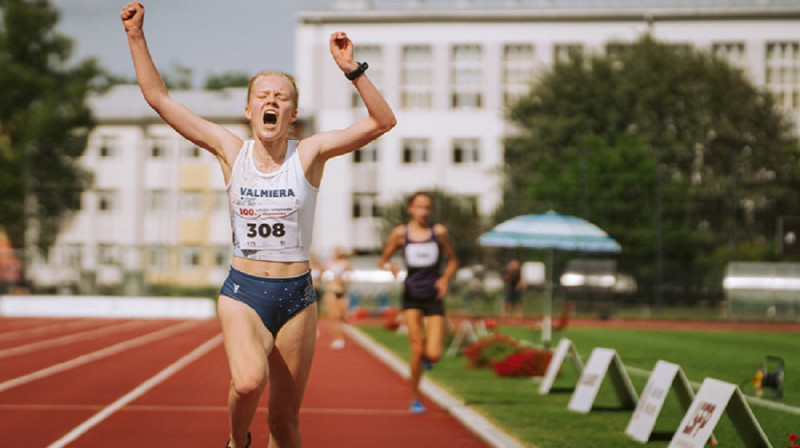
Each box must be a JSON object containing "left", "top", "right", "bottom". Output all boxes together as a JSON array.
[
  {"left": 150, "top": 137, "right": 169, "bottom": 158},
  {"left": 146, "top": 189, "right": 168, "bottom": 213},
  {"left": 182, "top": 146, "right": 203, "bottom": 159},
  {"left": 180, "top": 190, "right": 203, "bottom": 215},
  {"left": 503, "top": 44, "right": 536, "bottom": 107},
  {"left": 352, "top": 193, "right": 379, "bottom": 218},
  {"left": 554, "top": 44, "right": 583, "bottom": 64},
  {"left": 63, "top": 244, "right": 82, "bottom": 268},
  {"left": 352, "top": 46, "right": 383, "bottom": 108},
  {"left": 451, "top": 44, "right": 482, "bottom": 109},
  {"left": 712, "top": 42, "right": 747, "bottom": 71},
  {"left": 353, "top": 142, "right": 378, "bottom": 164},
  {"left": 456, "top": 195, "right": 479, "bottom": 216},
  {"left": 213, "top": 190, "right": 228, "bottom": 213},
  {"left": 147, "top": 246, "right": 168, "bottom": 270},
  {"left": 98, "top": 244, "right": 118, "bottom": 266},
  {"left": 766, "top": 41, "right": 800, "bottom": 110},
  {"left": 72, "top": 189, "right": 84, "bottom": 211},
  {"left": 180, "top": 246, "right": 202, "bottom": 268},
  {"left": 97, "top": 190, "right": 117, "bottom": 212},
  {"left": 402, "top": 139, "right": 429, "bottom": 164},
  {"left": 214, "top": 246, "right": 231, "bottom": 267},
  {"left": 452, "top": 139, "right": 480, "bottom": 164},
  {"left": 97, "top": 136, "right": 118, "bottom": 158},
  {"left": 402, "top": 45, "right": 433, "bottom": 109}
]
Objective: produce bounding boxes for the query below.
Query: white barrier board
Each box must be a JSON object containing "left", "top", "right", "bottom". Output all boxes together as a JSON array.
[
  {"left": 446, "top": 320, "right": 487, "bottom": 356},
  {"left": 568, "top": 347, "right": 637, "bottom": 413},
  {"left": 626, "top": 360, "right": 700, "bottom": 443},
  {"left": 539, "top": 338, "right": 583, "bottom": 395},
  {"left": 668, "top": 378, "right": 771, "bottom": 448}
]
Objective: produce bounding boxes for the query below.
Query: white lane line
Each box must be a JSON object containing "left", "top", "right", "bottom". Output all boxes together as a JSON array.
[
  {"left": 47, "top": 333, "right": 224, "bottom": 448},
  {"left": 0, "top": 319, "right": 101, "bottom": 341},
  {"left": 0, "top": 320, "right": 148, "bottom": 360},
  {"left": 0, "top": 320, "right": 200, "bottom": 393},
  {"left": 744, "top": 395, "right": 800, "bottom": 415},
  {"left": 0, "top": 404, "right": 105, "bottom": 412}
]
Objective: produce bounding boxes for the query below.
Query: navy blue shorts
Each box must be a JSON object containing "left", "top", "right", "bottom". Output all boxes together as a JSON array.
[
  {"left": 402, "top": 290, "right": 445, "bottom": 316},
  {"left": 220, "top": 267, "right": 317, "bottom": 336}
]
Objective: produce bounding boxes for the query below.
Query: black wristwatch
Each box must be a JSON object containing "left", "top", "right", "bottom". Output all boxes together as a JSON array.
[{"left": 345, "top": 61, "right": 369, "bottom": 81}]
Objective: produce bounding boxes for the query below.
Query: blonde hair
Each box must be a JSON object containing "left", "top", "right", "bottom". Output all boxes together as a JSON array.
[{"left": 247, "top": 71, "right": 299, "bottom": 108}]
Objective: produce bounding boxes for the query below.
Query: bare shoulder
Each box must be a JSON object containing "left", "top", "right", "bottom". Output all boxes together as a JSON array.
[
  {"left": 389, "top": 225, "right": 406, "bottom": 241},
  {"left": 296, "top": 132, "right": 327, "bottom": 159},
  {"left": 433, "top": 223, "right": 451, "bottom": 238},
  {"left": 288, "top": 135, "right": 326, "bottom": 187}
]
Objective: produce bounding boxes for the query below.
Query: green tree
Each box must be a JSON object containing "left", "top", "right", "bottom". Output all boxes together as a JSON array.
[
  {"left": 162, "top": 61, "right": 193, "bottom": 90},
  {"left": 204, "top": 71, "right": 251, "bottom": 90},
  {"left": 0, "top": 0, "right": 103, "bottom": 260},
  {"left": 503, "top": 35, "right": 800, "bottom": 304}
]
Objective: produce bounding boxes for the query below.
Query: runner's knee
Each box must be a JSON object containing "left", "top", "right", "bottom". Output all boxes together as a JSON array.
[
  {"left": 231, "top": 370, "right": 267, "bottom": 397},
  {"left": 409, "top": 338, "right": 426, "bottom": 356},
  {"left": 268, "top": 412, "right": 300, "bottom": 444}
]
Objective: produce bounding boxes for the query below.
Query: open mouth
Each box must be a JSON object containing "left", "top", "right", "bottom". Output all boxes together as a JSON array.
[{"left": 263, "top": 110, "right": 277, "bottom": 125}]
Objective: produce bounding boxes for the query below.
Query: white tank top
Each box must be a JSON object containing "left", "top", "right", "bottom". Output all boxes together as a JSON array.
[{"left": 227, "top": 140, "right": 318, "bottom": 262}]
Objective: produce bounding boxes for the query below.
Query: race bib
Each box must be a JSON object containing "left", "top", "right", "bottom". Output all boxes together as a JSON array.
[
  {"left": 235, "top": 197, "right": 300, "bottom": 251},
  {"left": 405, "top": 241, "right": 440, "bottom": 268}
]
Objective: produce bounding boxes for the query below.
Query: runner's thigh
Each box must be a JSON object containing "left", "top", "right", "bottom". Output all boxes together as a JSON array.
[{"left": 267, "top": 303, "right": 318, "bottom": 411}]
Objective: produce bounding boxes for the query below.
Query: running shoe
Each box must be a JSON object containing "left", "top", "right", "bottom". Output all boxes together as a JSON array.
[
  {"left": 225, "top": 431, "right": 251, "bottom": 448},
  {"left": 330, "top": 339, "right": 345, "bottom": 350},
  {"left": 421, "top": 356, "right": 434, "bottom": 371},
  {"left": 409, "top": 400, "right": 426, "bottom": 414}
]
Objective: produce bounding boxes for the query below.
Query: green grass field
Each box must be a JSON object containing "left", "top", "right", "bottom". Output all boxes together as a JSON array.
[{"left": 357, "top": 323, "right": 799, "bottom": 448}]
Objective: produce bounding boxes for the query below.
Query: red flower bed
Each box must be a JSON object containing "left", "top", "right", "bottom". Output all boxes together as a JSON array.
[
  {"left": 492, "top": 348, "right": 553, "bottom": 377},
  {"left": 463, "top": 333, "right": 520, "bottom": 368},
  {"left": 463, "top": 333, "right": 552, "bottom": 377},
  {"left": 788, "top": 433, "right": 798, "bottom": 448}
]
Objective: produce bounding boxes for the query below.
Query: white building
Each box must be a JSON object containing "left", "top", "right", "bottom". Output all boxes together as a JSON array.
[
  {"left": 30, "top": 0, "right": 800, "bottom": 293},
  {"left": 29, "top": 86, "right": 253, "bottom": 293},
  {"left": 297, "top": 0, "right": 800, "bottom": 257}
]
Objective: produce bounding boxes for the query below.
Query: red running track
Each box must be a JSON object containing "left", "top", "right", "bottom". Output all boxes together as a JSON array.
[{"left": 0, "top": 316, "right": 493, "bottom": 448}]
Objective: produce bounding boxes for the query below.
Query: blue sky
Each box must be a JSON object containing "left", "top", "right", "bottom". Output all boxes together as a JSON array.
[{"left": 54, "top": 0, "right": 304, "bottom": 86}]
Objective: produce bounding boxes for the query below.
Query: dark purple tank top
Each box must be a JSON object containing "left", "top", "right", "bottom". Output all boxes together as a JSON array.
[{"left": 403, "top": 225, "right": 442, "bottom": 298}]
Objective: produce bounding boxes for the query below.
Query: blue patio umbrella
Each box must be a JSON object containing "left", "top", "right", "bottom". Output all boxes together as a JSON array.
[{"left": 478, "top": 211, "right": 621, "bottom": 346}]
